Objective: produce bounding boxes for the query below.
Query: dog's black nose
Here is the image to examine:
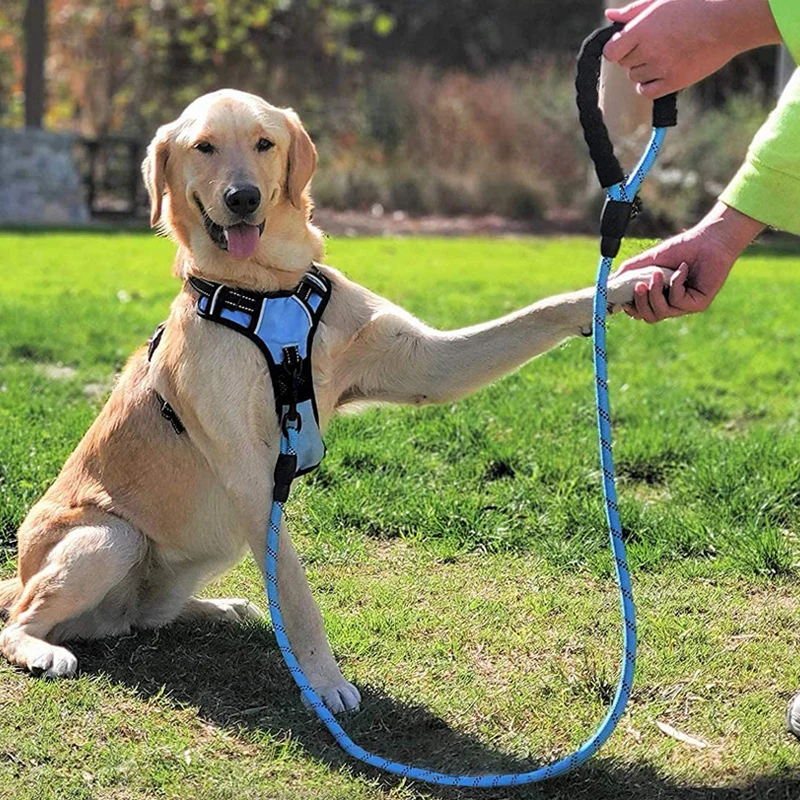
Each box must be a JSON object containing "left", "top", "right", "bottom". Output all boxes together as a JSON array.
[{"left": 224, "top": 184, "right": 261, "bottom": 216}]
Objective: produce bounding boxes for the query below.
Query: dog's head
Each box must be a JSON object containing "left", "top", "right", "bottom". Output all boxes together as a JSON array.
[{"left": 142, "top": 90, "right": 320, "bottom": 271}]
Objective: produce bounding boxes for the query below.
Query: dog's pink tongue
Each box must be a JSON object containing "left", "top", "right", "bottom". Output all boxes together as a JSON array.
[{"left": 225, "top": 225, "right": 261, "bottom": 259}]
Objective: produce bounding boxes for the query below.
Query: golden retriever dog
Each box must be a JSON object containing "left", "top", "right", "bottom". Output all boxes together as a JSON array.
[{"left": 0, "top": 89, "right": 670, "bottom": 713}]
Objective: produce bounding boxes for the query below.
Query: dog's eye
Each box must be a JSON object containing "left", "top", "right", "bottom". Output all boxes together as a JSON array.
[
  {"left": 256, "top": 138, "right": 274, "bottom": 153},
  {"left": 194, "top": 141, "right": 216, "bottom": 154}
]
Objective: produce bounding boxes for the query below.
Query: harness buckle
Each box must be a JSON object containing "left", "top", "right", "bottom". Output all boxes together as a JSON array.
[
  {"left": 281, "top": 345, "right": 303, "bottom": 421},
  {"left": 156, "top": 393, "right": 185, "bottom": 435},
  {"left": 282, "top": 408, "right": 302, "bottom": 435}
]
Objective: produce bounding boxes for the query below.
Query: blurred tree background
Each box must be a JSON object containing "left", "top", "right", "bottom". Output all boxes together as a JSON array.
[{"left": 0, "top": 0, "right": 787, "bottom": 227}]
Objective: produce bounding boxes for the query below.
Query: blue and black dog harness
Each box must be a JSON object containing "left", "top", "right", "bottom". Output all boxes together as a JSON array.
[{"left": 149, "top": 265, "right": 332, "bottom": 500}]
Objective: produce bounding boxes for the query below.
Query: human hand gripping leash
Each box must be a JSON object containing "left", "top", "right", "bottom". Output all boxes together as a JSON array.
[{"left": 264, "top": 23, "right": 678, "bottom": 787}]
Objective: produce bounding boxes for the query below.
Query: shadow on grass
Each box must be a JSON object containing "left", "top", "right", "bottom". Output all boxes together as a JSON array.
[{"left": 71, "top": 622, "right": 798, "bottom": 800}]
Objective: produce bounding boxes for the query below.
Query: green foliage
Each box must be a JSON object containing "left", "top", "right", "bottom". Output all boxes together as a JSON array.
[
  {"left": 0, "top": 3, "right": 22, "bottom": 125},
  {"left": 3, "top": 0, "right": 393, "bottom": 133},
  {"left": 352, "top": 0, "right": 602, "bottom": 71}
]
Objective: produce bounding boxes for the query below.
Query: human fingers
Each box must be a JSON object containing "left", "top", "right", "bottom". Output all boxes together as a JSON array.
[
  {"left": 667, "top": 261, "right": 690, "bottom": 309},
  {"left": 617, "top": 44, "right": 643, "bottom": 68},
  {"left": 668, "top": 261, "right": 718, "bottom": 314},
  {"left": 629, "top": 63, "right": 661, "bottom": 84},
  {"left": 605, "top": 0, "right": 657, "bottom": 25},
  {"left": 603, "top": 26, "right": 640, "bottom": 63},
  {"left": 633, "top": 281, "right": 659, "bottom": 324},
  {"left": 644, "top": 269, "right": 683, "bottom": 320},
  {"left": 612, "top": 250, "right": 660, "bottom": 278},
  {"left": 612, "top": 243, "right": 688, "bottom": 278},
  {"left": 637, "top": 78, "right": 673, "bottom": 99}
]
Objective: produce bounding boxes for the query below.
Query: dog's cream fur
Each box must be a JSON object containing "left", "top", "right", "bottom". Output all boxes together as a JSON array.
[{"left": 0, "top": 90, "right": 670, "bottom": 713}]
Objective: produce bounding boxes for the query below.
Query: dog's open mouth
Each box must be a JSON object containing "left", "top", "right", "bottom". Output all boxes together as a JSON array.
[{"left": 196, "top": 196, "right": 265, "bottom": 259}]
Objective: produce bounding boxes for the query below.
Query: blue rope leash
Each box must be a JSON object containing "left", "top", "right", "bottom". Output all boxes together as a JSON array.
[{"left": 262, "top": 127, "right": 669, "bottom": 788}]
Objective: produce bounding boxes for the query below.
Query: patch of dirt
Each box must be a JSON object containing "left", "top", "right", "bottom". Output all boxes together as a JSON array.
[
  {"left": 35, "top": 364, "right": 77, "bottom": 381},
  {"left": 83, "top": 381, "right": 114, "bottom": 402},
  {"left": 312, "top": 207, "right": 588, "bottom": 238}
]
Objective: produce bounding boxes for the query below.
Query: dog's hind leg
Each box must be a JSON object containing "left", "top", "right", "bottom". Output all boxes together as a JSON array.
[
  {"left": 0, "top": 520, "right": 145, "bottom": 678},
  {"left": 0, "top": 578, "right": 22, "bottom": 619},
  {"left": 179, "top": 597, "right": 264, "bottom": 623}
]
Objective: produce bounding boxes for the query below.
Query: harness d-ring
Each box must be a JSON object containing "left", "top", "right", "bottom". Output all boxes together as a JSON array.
[{"left": 263, "top": 23, "right": 678, "bottom": 787}]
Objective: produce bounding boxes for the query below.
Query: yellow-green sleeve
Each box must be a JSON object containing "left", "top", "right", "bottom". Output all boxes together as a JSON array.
[
  {"left": 720, "top": 70, "right": 800, "bottom": 235},
  {"left": 770, "top": 0, "right": 800, "bottom": 61}
]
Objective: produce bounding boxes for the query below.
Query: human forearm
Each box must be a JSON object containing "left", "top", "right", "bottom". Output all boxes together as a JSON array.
[
  {"left": 614, "top": 201, "right": 764, "bottom": 324},
  {"left": 733, "top": 0, "right": 783, "bottom": 50},
  {"left": 702, "top": 201, "right": 767, "bottom": 256}
]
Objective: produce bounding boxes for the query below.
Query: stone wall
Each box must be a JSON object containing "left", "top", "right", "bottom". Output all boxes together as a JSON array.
[{"left": 0, "top": 129, "right": 89, "bottom": 225}]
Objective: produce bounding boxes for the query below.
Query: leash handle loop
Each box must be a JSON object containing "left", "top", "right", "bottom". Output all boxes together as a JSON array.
[{"left": 576, "top": 22, "right": 678, "bottom": 189}]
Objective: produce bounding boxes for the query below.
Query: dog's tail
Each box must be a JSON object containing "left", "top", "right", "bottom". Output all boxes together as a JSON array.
[{"left": 0, "top": 577, "right": 22, "bottom": 618}]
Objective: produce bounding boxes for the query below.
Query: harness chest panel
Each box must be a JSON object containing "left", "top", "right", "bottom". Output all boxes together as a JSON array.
[
  {"left": 191, "top": 267, "right": 331, "bottom": 477},
  {"left": 150, "top": 266, "right": 331, "bottom": 482}
]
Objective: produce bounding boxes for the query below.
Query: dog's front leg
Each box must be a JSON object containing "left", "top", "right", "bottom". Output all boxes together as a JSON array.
[
  {"left": 249, "top": 515, "right": 361, "bottom": 714},
  {"left": 335, "top": 266, "right": 673, "bottom": 407},
  {"left": 195, "top": 439, "right": 359, "bottom": 714}
]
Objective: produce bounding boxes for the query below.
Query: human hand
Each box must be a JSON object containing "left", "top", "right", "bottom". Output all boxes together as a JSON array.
[
  {"left": 614, "top": 202, "right": 765, "bottom": 323},
  {"left": 603, "top": 0, "right": 782, "bottom": 99}
]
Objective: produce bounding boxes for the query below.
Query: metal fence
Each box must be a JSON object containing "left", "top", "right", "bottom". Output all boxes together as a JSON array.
[{"left": 74, "top": 135, "right": 147, "bottom": 221}]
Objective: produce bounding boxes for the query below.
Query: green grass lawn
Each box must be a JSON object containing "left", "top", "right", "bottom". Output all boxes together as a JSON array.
[{"left": 1, "top": 231, "right": 799, "bottom": 799}]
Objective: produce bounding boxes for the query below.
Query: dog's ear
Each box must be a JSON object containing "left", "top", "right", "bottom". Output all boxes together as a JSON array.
[
  {"left": 285, "top": 110, "right": 317, "bottom": 210},
  {"left": 142, "top": 122, "right": 175, "bottom": 227}
]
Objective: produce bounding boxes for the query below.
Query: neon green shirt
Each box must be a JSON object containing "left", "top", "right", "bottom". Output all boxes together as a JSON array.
[
  {"left": 770, "top": 0, "right": 800, "bottom": 61},
  {"left": 720, "top": 0, "right": 800, "bottom": 235}
]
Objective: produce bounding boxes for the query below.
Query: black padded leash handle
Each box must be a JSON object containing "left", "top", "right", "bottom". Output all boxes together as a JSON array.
[
  {"left": 576, "top": 23, "right": 678, "bottom": 189},
  {"left": 576, "top": 22, "right": 625, "bottom": 188},
  {"left": 653, "top": 92, "right": 679, "bottom": 128}
]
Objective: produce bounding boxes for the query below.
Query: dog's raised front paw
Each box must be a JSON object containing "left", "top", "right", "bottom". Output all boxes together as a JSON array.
[{"left": 606, "top": 266, "right": 675, "bottom": 313}]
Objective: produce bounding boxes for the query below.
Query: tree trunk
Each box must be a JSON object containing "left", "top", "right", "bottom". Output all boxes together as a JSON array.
[{"left": 24, "top": 0, "right": 47, "bottom": 129}]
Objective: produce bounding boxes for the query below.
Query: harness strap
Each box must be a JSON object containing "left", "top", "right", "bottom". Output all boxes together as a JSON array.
[
  {"left": 188, "top": 265, "right": 330, "bottom": 327},
  {"left": 147, "top": 324, "right": 185, "bottom": 435}
]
